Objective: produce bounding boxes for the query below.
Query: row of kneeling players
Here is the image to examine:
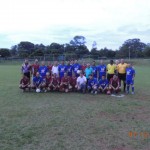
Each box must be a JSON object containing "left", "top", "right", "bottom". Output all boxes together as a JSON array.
[{"left": 19, "top": 71, "right": 122, "bottom": 95}]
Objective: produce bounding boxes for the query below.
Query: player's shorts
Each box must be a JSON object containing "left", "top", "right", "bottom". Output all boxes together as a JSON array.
[
  {"left": 107, "top": 74, "right": 114, "bottom": 82},
  {"left": 118, "top": 73, "right": 126, "bottom": 81},
  {"left": 126, "top": 79, "right": 134, "bottom": 85}
]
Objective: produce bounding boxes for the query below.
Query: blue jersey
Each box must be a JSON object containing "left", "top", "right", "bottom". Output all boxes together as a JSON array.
[
  {"left": 97, "top": 65, "right": 107, "bottom": 77},
  {"left": 126, "top": 67, "right": 135, "bottom": 81},
  {"left": 38, "top": 66, "right": 48, "bottom": 78},
  {"left": 91, "top": 66, "right": 97, "bottom": 78},
  {"left": 33, "top": 76, "right": 43, "bottom": 85},
  {"left": 66, "top": 65, "right": 73, "bottom": 77},
  {"left": 58, "top": 65, "right": 67, "bottom": 78},
  {"left": 73, "top": 63, "right": 81, "bottom": 76},
  {"left": 99, "top": 79, "right": 108, "bottom": 88},
  {"left": 88, "top": 78, "right": 98, "bottom": 87},
  {"left": 85, "top": 67, "right": 93, "bottom": 79}
]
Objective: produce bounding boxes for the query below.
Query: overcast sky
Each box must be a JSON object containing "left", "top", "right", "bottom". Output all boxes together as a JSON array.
[{"left": 0, "top": 0, "right": 150, "bottom": 50}]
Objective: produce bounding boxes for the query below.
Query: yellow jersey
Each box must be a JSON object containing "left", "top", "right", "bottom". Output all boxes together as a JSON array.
[
  {"left": 107, "top": 64, "right": 116, "bottom": 74},
  {"left": 117, "top": 63, "right": 128, "bottom": 74}
]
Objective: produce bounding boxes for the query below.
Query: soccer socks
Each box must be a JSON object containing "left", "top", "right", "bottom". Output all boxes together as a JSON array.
[
  {"left": 127, "top": 85, "right": 130, "bottom": 93},
  {"left": 132, "top": 86, "right": 134, "bottom": 92},
  {"left": 124, "top": 82, "right": 126, "bottom": 92}
]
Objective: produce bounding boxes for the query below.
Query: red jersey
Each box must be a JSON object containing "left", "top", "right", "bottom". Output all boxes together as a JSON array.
[
  {"left": 51, "top": 77, "right": 60, "bottom": 86},
  {"left": 110, "top": 78, "right": 120, "bottom": 88},
  {"left": 45, "top": 77, "right": 51, "bottom": 85},
  {"left": 32, "top": 64, "right": 40, "bottom": 76},
  {"left": 70, "top": 76, "right": 77, "bottom": 86},
  {"left": 20, "top": 77, "right": 29, "bottom": 85},
  {"left": 61, "top": 77, "right": 70, "bottom": 85},
  {"left": 81, "top": 65, "right": 86, "bottom": 72},
  {"left": 47, "top": 65, "right": 52, "bottom": 72}
]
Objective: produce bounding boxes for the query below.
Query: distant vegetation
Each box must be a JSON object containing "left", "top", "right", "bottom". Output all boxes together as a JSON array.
[{"left": 0, "top": 36, "right": 150, "bottom": 59}]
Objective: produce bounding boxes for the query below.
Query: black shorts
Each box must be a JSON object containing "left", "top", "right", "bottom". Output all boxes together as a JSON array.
[
  {"left": 107, "top": 74, "right": 114, "bottom": 82},
  {"left": 118, "top": 73, "right": 126, "bottom": 81},
  {"left": 24, "top": 72, "right": 30, "bottom": 79}
]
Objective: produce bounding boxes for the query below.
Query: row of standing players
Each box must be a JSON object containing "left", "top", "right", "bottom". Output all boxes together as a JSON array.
[{"left": 20, "top": 59, "right": 135, "bottom": 94}]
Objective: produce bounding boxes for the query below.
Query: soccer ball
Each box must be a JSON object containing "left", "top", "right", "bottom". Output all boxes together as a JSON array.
[
  {"left": 77, "top": 70, "right": 81, "bottom": 74},
  {"left": 36, "top": 88, "right": 41, "bottom": 93}
]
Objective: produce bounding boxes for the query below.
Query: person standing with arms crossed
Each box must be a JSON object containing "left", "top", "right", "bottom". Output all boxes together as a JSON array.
[{"left": 117, "top": 59, "right": 128, "bottom": 92}]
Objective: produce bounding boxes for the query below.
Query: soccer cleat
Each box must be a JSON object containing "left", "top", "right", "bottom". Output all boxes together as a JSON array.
[
  {"left": 126, "top": 91, "right": 129, "bottom": 94},
  {"left": 95, "top": 91, "right": 97, "bottom": 94},
  {"left": 131, "top": 92, "right": 134, "bottom": 95},
  {"left": 91, "top": 90, "right": 94, "bottom": 94}
]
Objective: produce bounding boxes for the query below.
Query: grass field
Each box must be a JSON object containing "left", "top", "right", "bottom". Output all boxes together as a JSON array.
[{"left": 0, "top": 60, "right": 150, "bottom": 150}]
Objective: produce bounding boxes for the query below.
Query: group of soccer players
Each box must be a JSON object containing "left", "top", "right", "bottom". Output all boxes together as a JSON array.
[{"left": 19, "top": 58, "right": 135, "bottom": 95}]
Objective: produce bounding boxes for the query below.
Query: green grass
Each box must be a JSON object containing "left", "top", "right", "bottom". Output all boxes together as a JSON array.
[{"left": 0, "top": 60, "right": 150, "bottom": 150}]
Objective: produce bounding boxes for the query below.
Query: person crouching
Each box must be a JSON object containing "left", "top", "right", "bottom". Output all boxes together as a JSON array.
[{"left": 19, "top": 74, "right": 31, "bottom": 92}]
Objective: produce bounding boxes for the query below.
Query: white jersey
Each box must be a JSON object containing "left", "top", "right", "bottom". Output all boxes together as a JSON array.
[{"left": 77, "top": 76, "right": 87, "bottom": 85}]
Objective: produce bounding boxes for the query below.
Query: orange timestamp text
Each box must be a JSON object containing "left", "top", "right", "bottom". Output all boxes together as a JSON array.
[{"left": 128, "top": 131, "right": 150, "bottom": 138}]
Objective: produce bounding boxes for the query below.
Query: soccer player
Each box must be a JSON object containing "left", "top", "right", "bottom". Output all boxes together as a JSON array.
[
  {"left": 91, "top": 60, "right": 98, "bottom": 79},
  {"left": 98, "top": 75, "right": 109, "bottom": 94},
  {"left": 38, "top": 61, "right": 48, "bottom": 79},
  {"left": 72, "top": 60, "right": 81, "bottom": 77},
  {"left": 117, "top": 59, "right": 128, "bottom": 92},
  {"left": 77, "top": 72, "right": 87, "bottom": 93},
  {"left": 49, "top": 73, "right": 60, "bottom": 91},
  {"left": 109, "top": 75, "right": 121, "bottom": 94},
  {"left": 58, "top": 60, "right": 67, "bottom": 80},
  {"left": 97, "top": 60, "right": 107, "bottom": 80},
  {"left": 81, "top": 61, "right": 87, "bottom": 73},
  {"left": 32, "top": 72, "right": 44, "bottom": 91},
  {"left": 19, "top": 74, "right": 30, "bottom": 92},
  {"left": 69, "top": 73, "right": 77, "bottom": 91},
  {"left": 126, "top": 63, "right": 135, "bottom": 94},
  {"left": 32, "top": 59, "right": 40, "bottom": 77},
  {"left": 51, "top": 61, "right": 59, "bottom": 77},
  {"left": 21, "top": 59, "right": 31, "bottom": 80},
  {"left": 66, "top": 61, "right": 73, "bottom": 77},
  {"left": 43, "top": 72, "right": 51, "bottom": 92},
  {"left": 87, "top": 74, "right": 98, "bottom": 94},
  {"left": 47, "top": 61, "right": 53, "bottom": 75},
  {"left": 59, "top": 73, "right": 70, "bottom": 93},
  {"left": 85, "top": 63, "right": 93, "bottom": 80},
  {"left": 107, "top": 60, "right": 117, "bottom": 82}
]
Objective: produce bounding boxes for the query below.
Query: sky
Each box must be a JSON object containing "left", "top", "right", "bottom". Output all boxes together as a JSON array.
[{"left": 0, "top": 0, "right": 150, "bottom": 50}]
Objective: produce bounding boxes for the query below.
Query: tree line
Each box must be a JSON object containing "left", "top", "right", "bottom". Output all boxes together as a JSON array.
[{"left": 0, "top": 36, "right": 150, "bottom": 59}]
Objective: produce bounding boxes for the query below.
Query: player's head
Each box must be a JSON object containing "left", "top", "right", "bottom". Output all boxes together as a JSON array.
[
  {"left": 89, "top": 74, "right": 93, "bottom": 79},
  {"left": 92, "top": 61, "right": 96, "bottom": 66},
  {"left": 36, "top": 72, "right": 40, "bottom": 77},
  {"left": 100, "top": 59, "right": 103, "bottom": 65},
  {"left": 35, "top": 59, "right": 38, "bottom": 64},
  {"left": 41, "top": 61, "right": 45, "bottom": 66},
  {"left": 24, "top": 59, "right": 29, "bottom": 64},
  {"left": 128, "top": 63, "right": 132, "bottom": 68},
  {"left": 61, "top": 60, "right": 65, "bottom": 65},
  {"left": 121, "top": 59, "right": 124, "bottom": 64},
  {"left": 113, "top": 74, "right": 118, "bottom": 80},
  {"left": 115, "top": 60, "right": 119, "bottom": 65},
  {"left": 54, "top": 61, "right": 58, "bottom": 66},
  {"left": 46, "top": 72, "right": 50, "bottom": 77},
  {"left": 67, "top": 60, "right": 70, "bottom": 65},
  {"left": 64, "top": 72, "right": 67, "bottom": 77},
  {"left": 47, "top": 61, "right": 51, "bottom": 65},
  {"left": 80, "top": 71, "right": 84, "bottom": 77},
  {"left": 82, "top": 61, "right": 86, "bottom": 65},
  {"left": 102, "top": 75, "right": 106, "bottom": 80},
  {"left": 110, "top": 60, "right": 114, "bottom": 65},
  {"left": 74, "top": 60, "right": 78, "bottom": 64},
  {"left": 87, "top": 63, "right": 90, "bottom": 68}
]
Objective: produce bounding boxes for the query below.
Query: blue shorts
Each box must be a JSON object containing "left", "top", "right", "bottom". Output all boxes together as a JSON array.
[{"left": 126, "top": 80, "right": 134, "bottom": 85}]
